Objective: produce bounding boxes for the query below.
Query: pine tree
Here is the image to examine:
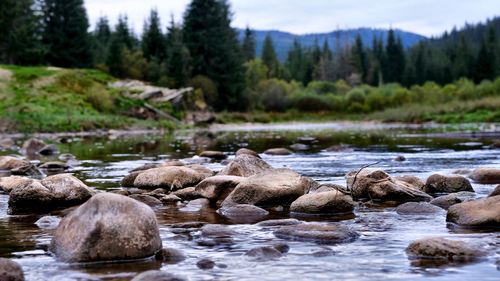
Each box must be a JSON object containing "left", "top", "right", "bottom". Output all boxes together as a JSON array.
[
  {"left": 314, "top": 40, "right": 334, "bottom": 81},
  {"left": 242, "top": 27, "right": 256, "bottom": 61},
  {"left": 261, "top": 34, "right": 279, "bottom": 77},
  {"left": 165, "top": 18, "right": 191, "bottom": 88},
  {"left": 452, "top": 35, "right": 472, "bottom": 79},
  {"left": 91, "top": 16, "right": 111, "bottom": 66},
  {"left": 141, "top": 9, "right": 167, "bottom": 61},
  {"left": 351, "top": 34, "right": 368, "bottom": 83},
  {"left": 106, "top": 15, "right": 136, "bottom": 77},
  {"left": 384, "top": 30, "right": 405, "bottom": 83},
  {"left": 286, "top": 39, "right": 307, "bottom": 84},
  {"left": 42, "top": 0, "right": 92, "bottom": 68},
  {"left": 183, "top": 0, "right": 245, "bottom": 110}
]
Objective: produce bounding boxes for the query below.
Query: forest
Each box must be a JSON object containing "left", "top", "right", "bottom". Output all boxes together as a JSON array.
[{"left": 1, "top": 0, "right": 499, "bottom": 127}]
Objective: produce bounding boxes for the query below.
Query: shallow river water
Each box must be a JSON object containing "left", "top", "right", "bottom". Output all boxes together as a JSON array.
[{"left": 1, "top": 122, "right": 499, "bottom": 281}]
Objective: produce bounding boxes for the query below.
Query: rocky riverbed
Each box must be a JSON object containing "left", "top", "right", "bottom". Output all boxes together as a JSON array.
[{"left": 0, "top": 122, "right": 499, "bottom": 281}]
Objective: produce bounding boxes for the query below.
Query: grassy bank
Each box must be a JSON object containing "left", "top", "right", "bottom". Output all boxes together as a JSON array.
[{"left": 0, "top": 65, "right": 176, "bottom": 133}]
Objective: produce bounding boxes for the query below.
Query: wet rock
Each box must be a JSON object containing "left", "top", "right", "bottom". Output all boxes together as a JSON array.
[
  {"left": 217, "top": 204, "right": 269, "bottom": 220},
  {"left": 0, "top": 258, "right": 24, "bottom": 281},
  {"left": 38, "top": 144, "right": 58, "bottom": 156},
  {"left": 195, "top": 176, "right": 244, "bottom": 202},
  {"left": 196, "top": 258, "right": 215, "bottom": 270},
  {"left": 395, "top": 202, "right": 444, "bottom": 215},
  {"left": 160, "top": 195, "right": 182, "bottom": 204},
  {"left": 11, "top": 163, "right": 43, "bottom": 177},
  {"left": 131, "top": 270, "right": 186, "bottom": 281},
  {"left": 128, "top": 188, "right": 147, "bottom": 195},
  {"left": 223, "top": 168, "right": 314, "bottom": 208},
  {"left": 290, "top": 190, "right": 354, "bottom": 214},
  {"left": 264, "top": 148, "right": 293, "bottom": 156},
  {"left": 131, "top": 164, "right": 159, "bottom": 172},
  {"left": 0, "top": 176, "right": 31, "bottom": 193},
  {"left": 132, "top": 166, "right": 209, "bottom": 190},
  {"left": 145, "top": 188, "right": 168, "bottom": 199},
  {"left": 0, "top": 156, "right": 30, "bottom": 170},
  {"left": 290, "top": 143, "right": 309, "bottom": 151},
  {"left": 50, "top": 193, "right": 162, "bottom": 262},
  {"left": 171, "top": 187, "right": 201, "bottom": 201},
  {"left": 9, "top": 174, "right": 93, "bottom": 213},
  {"left": 324, "top": 144, "right": 352, "bottom": 152},
  {"left": 39, "top": 161, "right": 70, "bottom": 171},
  {"left": 218, "top": 154, "right": 272, "bottom": 177},
  {"left": 155, "top": 248, "right": 186, "bottom": 264},
  {"left": 446, "top": 196, "right": 500, "bottom": 227},
  {"left": 201, "top": 224, "right": 235, "bottom": 238},
  {"left": 185, "top": 164, "right": 214, "bottom": 177},
  {"left": 273, "top": 243, "right": 290, "bottom": 254},
  {"left": 199, "top": 151, "right": 227, "bottom": 160},
  {"left": 424, "top": 174, "right": 474, "bottom": 194},
  {"left": 245, "top": 246, "right": 283, "bottom": 261},
  {"left": 180, "top": 198, "right": 210, "bottom": 212},
  {"left": 297, "top": 136, "right": 316, "bottom": 144},
  {"left": 129, "top": 194, "right": 163, "bottom": 207},
  {"left": 274, "top": 223, "right": 359, "bottom": 245},
  {"left": 309, "top": 183, "right": 345, "bottom": 194},
  {"left": 235, "top": 148, "right": 260, "bottom": 158},
  {"left": 346, "top": 169, "right": 432, "bottom": 202},
  {"left": 394, "top": 175, "right": 425, "bottom": 190},
  {"left": 35, "top": 216, "right": 61, "bottom": 229},
  {"left": 393, "top": 155, "right": 406, "bottom": 162},
  {"left": 121, "top": 171, "right": 142, "bottom": 187},
  {"left": 490, "top": 185, "right": 500, "bottom": 197},
  {"left": 58, "top": 153, "right": 76, "bottom": 162},
  {"left": 406, "top": 237, "right": 486, "bottom": 264},
  {"left": 169, "top": 221, "right": 208, "bottom": 229},
  {"left": 256, "top": 218, "right": 303, "bottom": 227},
  {"left": 452, "top": 169, "right": 472, "bottom": 176},
  {"left": 470, "top": 168, "right": 500, "bottom": 184},
  {"left": 430, "top": 192, "right": 476, "bottom": 210},
  {"left": 22, "top": 138, "right": 47, "bottom": 155},
  {"left": 162, "top": 160, "right": 185, "bottom": 167}
]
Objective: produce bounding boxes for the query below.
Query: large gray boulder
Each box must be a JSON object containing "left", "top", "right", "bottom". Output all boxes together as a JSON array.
[
  {"left": 446, "top": 196, "right": 500, "bottom": 227},
  {"left": 50, "top": 193, "right": 162, "bottom": 262},
  {"left": 424, "top": 174, "right": 474, "bottom": 194},
  {"left": 290, "top": 190, "right": 354, "bottom": 214},
  {"left": 346, "top": 169, "right": 432, "bottom": 202},
  {"left": 0, "top": 258, "right": 24, "bottom": 281},
  {"left": 218, "top": 154, "right": 272, "bottom": 177},
  {"left": 0, "top": 176, "right": 31, "bottom": 193},
  {"left": 406, "top": 237, "right": 486, "bottom": 263},
  {"left": 195, "top": 175, "right": 244, "bottom": 203},
  {"left": 223, "top": 168, "right": 314, "bottom": 208},
  {"left": 132, "top": 166, "right": 209, "bottom": 190},
  {"left": 470, "top": 168, "right": 500, "bottom": 184}
]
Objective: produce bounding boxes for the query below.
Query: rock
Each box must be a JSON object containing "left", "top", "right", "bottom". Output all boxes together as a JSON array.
[
  {"left": 0, "top": 176, "right": 31, "bottom": 193},
  {"left": 201, "top": 224, "right": 235, "bottom": 238},
  {"left": 180, "top": 198, "right": 210, "bottom": 212},
  {"left": 424, "top": 174, "right": 474, "bottom": 194},
  {"left": 195, "top": 176, "right": 244, "bottom": 202},
  {"left": 470, "top": 168, "right": 500, "bottom": 184},
  {"left": 217, "top": 204, "right": 269, "bottom": 220},
  {"left": 131, "top": 164, "right": 159, "bottom": 172},
  {"left": 452, "top": 169, "right": 472, "bottom": 176},
  {"left": 264, "top": 148, "right": 292, "bottom": 156},
  {"left": 235, "top": 148, "right": 260, "bottom": 158},
  {"left": 39, "top": 161, "right": 70, "bottom": 171},
  {"left": 121, "top": 171, "right": 142, "bottom": 187},
  {"left": 256, "top": 218, "right": 303, "bottom": 227},
  {"left": 22, "top": 138, "right": 47, "bottom": 155},
  {"left": 309, "top": 183, "right": 345, "bottom": 194},
  {"left": 131, "top": 270, "right": 185, "bottom": 281},
  {"left": 447, "top": 196, "right": 500, "bottom": 227},
  {"left": 185, "top": 111, "right": 216, "bottom": 126},
  {"left": 290, "top": 143, "right": 309, "bottom": 151},
  {"left": 274, "top": 223, "right": 359, "bottom": 245},
  {"left": 218, "top": 154, "right": 272, "bottom": 177},
  {"left": 155, "top": 248, "right": 186, "bottom": 264},
  {"left": 223, "top": 168, "right": 314, "bottom": 208},
  {"left": 58, "top": 154, "right": 76, "bottom": 162},
  {"left": 109, "top": 189, "right": 130, "bottom": 196},
  {"left": 38, "top": 144, "right": 58, "bottom": 156},
  {"left": 10, "top": 163, "right": 43, "bottom": 177},
  {"left": 162, "top": 160, "right": 185, "bottom": 167},
  {"left": 160, "top": 195, "right": 182, "bottom": 204},
  {"left": 171, "top": 187, "right": 201, "bottom": 201},
  {"left": 394, "top": 175, "right": 425, "bottom": 190},
  {"left": 145, "top": 188, "right": 168, "bottom": 199},
  {"left": 128, "top": 188, "right": 147, "bottom": 195},
  {"left": 185, "top": 164, "right": 213, "bottom": 177},
  {"left": 50, "top": 193, "right": 162, "bottom": 262},
  {"left": 196, "top": 258, "right": 215, "bottom": 270},
  {"left": 35, "top": 216, "right": 61, "bottom": 229},
  {"left": 406, "top": 237, "right": 486, "bottom": 264},
  {"left": 0, "top": 138, "right": 14, "bottom": 149},
  {"left": 430, "top": 192, "right": 476, "bottom": 210},
  {"left": 346, "top": 169, "right": 432, "bottom": 202},
  {"left": 290, "top": 190, "right": 354, "bottom": 214},
  {"left": 132, "top": 166, "right": 209, "bottom": 190},
  {"left": 245, "top": 246, "right": 283, "bottom": 261},
  {"left": 325, "top": 144, "right": 352, "bottom": 152},
  {"left": 395, "top": 202, "right": 444, "bottom": 215},
  {"left": 394, "top": 155, "right": 406, "bottom": 162},
  {"left": 8, "top": 174, "right": 93, "bottom": 213},
  {"left": 129, "top": 194, "right": 163, "bottom": 207},
  {"left": 199, "top": 151, "right": 227, "bottom": 160},
  {"left": 0, "top": 258, "right": 24, "bottom": 281},
  {"left": 272, "top": 243, "right": 290, "bottom": 254},
  {"left": 490, "top": 185, "right": 500, "bottom": 197},
  {"left": 0, "top": 156, "right": 30, "bottom": 170}
]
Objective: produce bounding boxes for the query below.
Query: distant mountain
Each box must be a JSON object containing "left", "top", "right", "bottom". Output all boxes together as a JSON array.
[{"left": 238, "top": 28, "right": 426, "bottom": 61}]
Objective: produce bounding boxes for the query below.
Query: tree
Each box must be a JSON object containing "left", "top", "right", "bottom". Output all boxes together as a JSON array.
[
  {"left": 141, "top": 9, "right": 167, "bottom": 61},
  {"left": 261, "top": 34, "right": 279, "bottom": 76},
  {"left": 242, "top": 27, "right": 256, "bottom": 61},
  {"left": 42, "top": 0, "right": 92, "bottom": 68},
  {"left": 350, "top": 34, "right": 368, "bottom": 83},
  {"left": 474, "top": 26, "right": 497, "bottom": 82},
  {"left": 314, "top": 40, "right": 334, "bottom": 81},
  {"left": 106, "top": 15, "right": 136, "bottom": 77},
  {"left": 165, "top": 18, "right": 191, "bottom": 88},
  {"left": 91, "top": 16, "right": 112, "bottom": 66},
  {"left": 384, "top": 29, "right": 405, "bottom": 83},
  {"left": 0, "top": 0, "right": 44, "bottom": 65},
  {"left": 183, "top": 0, "right": 245, "bottom": 110}
]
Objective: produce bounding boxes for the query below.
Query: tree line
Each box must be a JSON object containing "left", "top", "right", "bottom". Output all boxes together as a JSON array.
[{"left": 0, "top": 0, "right": 499, "bottom": 112}]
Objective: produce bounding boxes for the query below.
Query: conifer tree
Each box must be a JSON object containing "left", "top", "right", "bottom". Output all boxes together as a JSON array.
[
  {"left": 242, "top": 27, "right": 256, "bottom": 61},
  {"left": 384, "top": 30, "right": 405, "bottom": 83},
  {"left": 91, "top": 16, "right": 112, "bottom": 66},
  {"left": 261, "top": 34, "right": 279, "bottom": 77},
  {"left": 165, "top": 18, "right": 191, "bottom": 88},
  {"left": 351, "top": 34, "right": 368, "bottom": 83},
  {"left": 141, "top": 9, "right": 167, "bottom": 61}
]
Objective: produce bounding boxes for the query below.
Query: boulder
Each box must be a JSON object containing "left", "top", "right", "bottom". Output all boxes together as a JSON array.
[
  {"left": 8, "top": 174, "right": 93, "bottom": 212},
  {"left": 131, "top": 164, "right": 159, "bottom": 172},
  {"left": 393, "top": 155, "right": 406, "bottom": 162},
  {"left": 155, "top": 248, "right": 186, "bottom": 264},
  {"left": 223, "top": 168, "right": 314, "bottom": 208},
  {"left": 171, "top": 187, "right": 201, "bottom": 201},
  {"left": 395, "top": 202, "right": 444, "bottom": 215},
  {"left": 11, "top": 163, "right": 43, "bottom": 177},
  {"left": 0, "top": 176, "right": 31, "bottom": 193},
  {"left": 196, "top": 258, "right": 215, "bottom": 270},
  {"left": 199, "top": 151, "right": 227, "bottom": 160},
  {"left": 490, "top": 185, "right": 500, "bottom": 197},
  {"left": 218, "top": 154, "right": 272, "bottom": 177},
  {"left": 121, "top": 171, "right": 142, "bottom": 187},
  {"left": 235, "top": 148, "right": 260, "bottom": 158},
  {"left": 160, "top": 195, "right": 182, "bottom": 204},
  {"left": 0, "top": 258, "right": 24, "bottom": 281},
  {"left": 201, "top": 224, "right": 235, "bottom": 238},
  {"left": 50, "top": 193, "right": 162, "bottom": 262},
  {"left": 217, "top": 204, "right": 269, "bottom": 220},
  {"left": 470, "top": 168, "right": 500, "bottom": 184},
  {"left": 129, "top": 194, "right": 163, "bottom": 207},
  {"left": 309, "top": 183, "right": 346, "bottom": 194},
  {"left": 39, "top": 161, "right": 70, "bottom": 171},
  {"left": 289, "top": 143, "right": 309, "bottom": 151},
  {"left": 185, "top": 164, "right": 214, "bottom": 177},
  {"left": 430, "top": 192, "right": 476, "bottom": 210},
  {"left": 290, "top": 190, "right": 354, "bottom": 214},
  {"left": 424, "top": 174, "right": 474, "bottom": 194},
  {"left": 446, "top": 196, "right": 500, "bottom": 227},
  {"left": 35, "top": 216, "right": 61, "bottom": 230},
  {"left": 264, "top": 148, "right": 292, "bottom": 156},
  {"left": 0, "top": 156, "right": 30, "bottom": 170},
  {"left": 274, "top": 223, "right": 359, "bottom": 245},
  {"left": 132, "top": 166, "right": 208, "bottom": 190},
  {"left": 346, "top": 169, "right": 432, "bottom": 202},
  {"left": 256, "top": 218, "right": 303, "bottom": 227},
  {"left": 0, "top": 138, "right": 14, "bottom": 149},
  {"left": 131, "top": 270, "right": 185, "bottom": 281},
  {"left": 195, "top": 176, "right": 244, "bottom": 202},
  {"left": 406, "top": 237, "right": 486, "bottom": 263},
  {"left": 394, "top": 175, "right": 425, "bottom": 190},
  {"left": 161, "top": 160, "right": 185, "bottom": 167},
  {"left": 22, "top": 138, "right": 57, "bottom": 156},
  {"left": 245, "top": 246, "right": 283, "bottom": 261}
]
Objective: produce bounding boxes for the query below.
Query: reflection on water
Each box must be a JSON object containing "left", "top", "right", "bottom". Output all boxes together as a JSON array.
[{"left": 0, "top": 123, "right": 499, "bottom": 281}]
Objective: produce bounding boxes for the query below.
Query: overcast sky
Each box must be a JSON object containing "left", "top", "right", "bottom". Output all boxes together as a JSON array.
[{"left": 85, "top": 0, "right": 500, "bottom": 37}]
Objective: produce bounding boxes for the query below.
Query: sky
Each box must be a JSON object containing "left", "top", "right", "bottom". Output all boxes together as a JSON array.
[{"left": 85, "top": 0, "right": 500, "bottom": 37}]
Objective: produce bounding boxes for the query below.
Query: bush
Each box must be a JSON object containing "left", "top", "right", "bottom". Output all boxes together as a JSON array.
[
  {"left": 256, "top": 79, "right": 298, "bottom": 112},
  {"left": 290, "top": 91, "right": 333, "bottom": 112},
  {"left": 189, "top": 75, "right": 218, "bottom": 108},
  {"left": 306, "top": 81, "right": 337, "bottom": 95}
]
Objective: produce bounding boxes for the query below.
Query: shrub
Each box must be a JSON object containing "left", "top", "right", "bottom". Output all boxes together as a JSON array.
[
  {"left": 189, "top": 75, "right": 218, "bottom": 108},
  {"left": 290, "top": 91, "right": 333, "bottom": 112},
  {"left": 306, "top": 81, "right": 337, "bottom": 95},
  {"left": 256, "top": 79, "right": 298, "bottom": 112}
]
